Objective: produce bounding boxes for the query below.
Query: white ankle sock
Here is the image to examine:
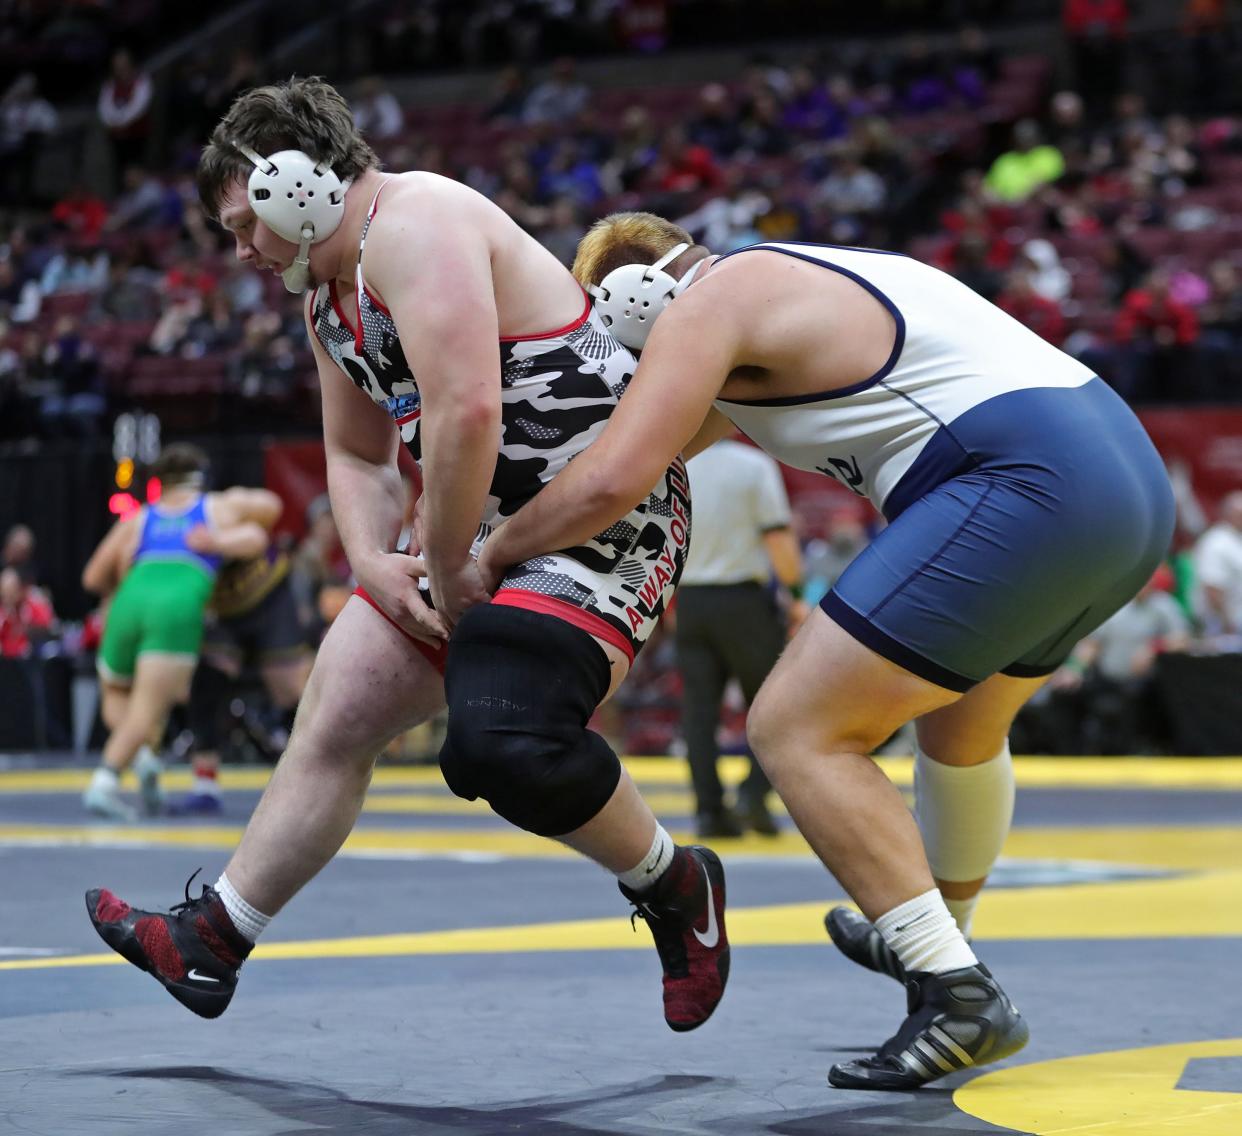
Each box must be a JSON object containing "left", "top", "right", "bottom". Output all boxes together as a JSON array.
[
  {"left": 135, "top": 744, "right": 160, "bottom": 771},
  {"left": 616, "top": 824, "right": 675, "bottom": 891},
  {"left": 874, "top": 890, "right": 978, "bottom": 975},
  {"left": 90, "top": 766, "right": 119, "bottom": 793},
  {"left": 214, "top": 872, "right": 272, "bottom": 943}
]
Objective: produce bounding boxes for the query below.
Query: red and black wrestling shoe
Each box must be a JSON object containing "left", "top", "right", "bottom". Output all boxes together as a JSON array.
[
  {"left": 621, "top": 845, "right": 730, "bottom": 1032},
  {"left": 85, "top": 871, "right": 251, "bottom": 1019}
]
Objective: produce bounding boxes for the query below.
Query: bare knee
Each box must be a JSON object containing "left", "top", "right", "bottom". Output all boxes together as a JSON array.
[
  {"left": 746, "top": 685, "right": 786, "bottom": 768},
  {"left": 748, "top": 685, "right": 903, "bottom": 781},
  {"left": 284, "top": 687, "right": 384, "bottom": 774}
]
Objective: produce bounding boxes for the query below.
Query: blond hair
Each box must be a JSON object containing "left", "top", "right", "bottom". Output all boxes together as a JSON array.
[{"left": 572, "top": 212, "right": 695, "bottom": 289}]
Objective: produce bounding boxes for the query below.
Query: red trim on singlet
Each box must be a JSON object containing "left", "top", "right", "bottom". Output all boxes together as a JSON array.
[
  {"left": 363, "top": 282, "right": 391, "bottom": 316},
  {"left": 491, "top": 589, "right": 635, "bottom": 662},
  {"left": 328, "top": 279, "right": 356, "bottom": 334},
  {"left": 498, "top": 290, "right": 592, "bottom": 343},
  {"left": 327, "top": 278, "right": 367, "bottom": 355},
  {"left": 355, "top": 584, "right": 631, "bottom": 670},
  {"left": 370, "top": 178, "right": 391, "bottom": 216},
  {"left": 353, "top": 586, "right": 448, "bottom": 673},
  {"left": 357, "top": 181, "right": 394, "bottom": 320}
]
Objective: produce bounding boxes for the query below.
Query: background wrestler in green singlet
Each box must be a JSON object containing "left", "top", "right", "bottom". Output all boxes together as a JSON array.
[{"left": 81, "top": 443, "right": 282, "bottom": 820}]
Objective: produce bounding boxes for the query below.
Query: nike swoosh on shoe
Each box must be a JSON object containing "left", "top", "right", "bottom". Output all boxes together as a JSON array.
[
  {"left": 186, "top": 968, "right": 221, "bottom": 984},
  {"left": 693, "top": 866, "right": 718, "bottom": 948}
]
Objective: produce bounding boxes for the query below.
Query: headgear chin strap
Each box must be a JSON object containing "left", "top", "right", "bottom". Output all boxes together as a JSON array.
[
  {"left": 587, "top": 242, "right": 699, "bottom": 350},
  {"left": 233, "top": 142, "right": 350, "bottom": 294}
]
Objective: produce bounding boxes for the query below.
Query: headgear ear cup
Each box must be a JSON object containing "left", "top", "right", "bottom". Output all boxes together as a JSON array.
[
  {"left": 588, "top": 243, "right": 697, "bottom": 350},
  {"left": 233, "top": 143, "right": 350, "bottom": 293}
]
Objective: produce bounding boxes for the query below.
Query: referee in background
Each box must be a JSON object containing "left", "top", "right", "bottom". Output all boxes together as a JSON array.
[{"left": 676, "top": 436, "right": 809, "bottom": 838}]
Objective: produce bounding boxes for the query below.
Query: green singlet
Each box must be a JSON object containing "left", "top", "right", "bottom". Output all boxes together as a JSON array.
[{"left": 96, "top": 497, "right": 223, "bottom": 684}]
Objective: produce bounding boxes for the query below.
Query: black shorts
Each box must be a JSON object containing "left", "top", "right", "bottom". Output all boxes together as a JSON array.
[{"left": 202, "top": 576, "right": 313, "bottom": 668}]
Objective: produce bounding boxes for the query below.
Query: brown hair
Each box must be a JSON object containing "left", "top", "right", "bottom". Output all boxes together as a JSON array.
[
  {"left": 572, "top": 212, "right": 697, "bottom": 289},
  {"left": 149, "top": 443, "right": 210, "bottom": 486},
  {"left": 197, "top": 76, "right": 380, "bottom": 220}
]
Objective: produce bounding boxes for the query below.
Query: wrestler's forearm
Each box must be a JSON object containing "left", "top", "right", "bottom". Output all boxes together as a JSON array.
[
  {"left": 493, "top": 464, "right": 647, "bottom": 567},
  {"left": 419, "top": 402, "right": 500, "bottom": 574},
  {"left": 326, "top": 451, "right": 405, "bottom": 568}
]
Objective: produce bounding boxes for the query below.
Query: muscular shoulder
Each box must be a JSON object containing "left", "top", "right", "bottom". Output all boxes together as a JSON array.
[
  {"left": 365, "top": 173, "right": 503, "bottom": 246},
  {"left": 681, "top": 250, "right": 815, "bottom": 319},
  {"left": 663, "top": 250, "right": 807, "bottom": 351},
  {"left": 359, "top": 173, "right": 510, "bottom": 294}
]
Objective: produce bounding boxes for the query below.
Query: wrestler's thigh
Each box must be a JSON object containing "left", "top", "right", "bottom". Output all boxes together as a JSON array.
[
  {"left": 750, "top": 606, "right": 958, "bottom": 760},
  {"left": 295, "top": 595, "right": 446, "bottom": 758}
]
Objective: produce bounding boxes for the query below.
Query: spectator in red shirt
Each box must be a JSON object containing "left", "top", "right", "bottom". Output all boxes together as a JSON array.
[
  {"left": 647, "top": 126, "right": 724, "bottom": 198},
  {"left": 0, "top": 567, "right": 55, "bottom": 658},
  {"left": 1114, "top": 268, "right": 1200, "bottom": 402},
  {"left": 50, "top": 185, "right": 109, "bottom": 244},
  {"left": 1116, "top": 269, "right": 1199, "bottom": 345},
  {"left": 939, "top": 194, "right": 1017, "bottom": 274},
  {"left": 996, "top": 269, "right": 1067, "bottom": 346},
  {"left": 162, "top": 252, "right": 218, "bottom": 300}
]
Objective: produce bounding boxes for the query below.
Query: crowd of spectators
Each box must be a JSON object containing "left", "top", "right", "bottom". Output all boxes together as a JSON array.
[
  {"left": 3, "top": 6, "right": 1242, "bottom": 450},
  {"left": 915, "top": 93, "right": 1242, "bottom": 404}
]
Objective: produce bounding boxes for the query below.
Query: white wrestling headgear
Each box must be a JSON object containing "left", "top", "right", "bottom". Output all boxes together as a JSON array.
[
  {"left": 587, "top": 242, "right": 704, "bottom": 350},
  {"left": 233, "top": 142, "right": 350, "bottom": 294}
]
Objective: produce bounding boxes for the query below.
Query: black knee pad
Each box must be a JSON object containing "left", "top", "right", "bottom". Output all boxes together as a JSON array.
[{"left": 439, "top": 604, "right": 620, "bottom": 837}]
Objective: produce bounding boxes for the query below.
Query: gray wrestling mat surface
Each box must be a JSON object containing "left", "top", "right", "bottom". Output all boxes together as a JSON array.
[{"left": 2, "top": 755, "right": 1240, "bottom": 1135}]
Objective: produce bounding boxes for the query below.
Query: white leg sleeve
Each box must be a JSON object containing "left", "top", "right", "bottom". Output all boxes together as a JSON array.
[{"left": 914, "top": 742, "right": 1015, "bottom": 885}]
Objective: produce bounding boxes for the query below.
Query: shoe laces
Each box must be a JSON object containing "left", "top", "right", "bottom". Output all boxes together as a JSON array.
[
  {"left": 626, "top": 895, "right": 691, "bottom": 977},
  {"left": 169, "top": 868, "right": 209, "bottom": 915},
  {"left": 628, "top": 898, "right": 657, "bottom": 933}
]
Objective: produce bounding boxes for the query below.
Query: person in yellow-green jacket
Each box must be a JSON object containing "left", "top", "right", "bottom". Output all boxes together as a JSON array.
[
  {"left": 984, "top": 119, "right": 1064, "bottom": 203},
  {"left": 80, "top": 443, "right": 282, "bottom": 820}
]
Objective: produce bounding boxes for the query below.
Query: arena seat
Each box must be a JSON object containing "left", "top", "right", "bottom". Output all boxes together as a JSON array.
[{"left": 40, "top": 292, "right": 94, "bottom": 321}]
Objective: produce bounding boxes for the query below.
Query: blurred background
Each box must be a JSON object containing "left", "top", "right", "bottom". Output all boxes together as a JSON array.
[{"left": 1, "top": 0, "right": 1241, "bottom": 775}]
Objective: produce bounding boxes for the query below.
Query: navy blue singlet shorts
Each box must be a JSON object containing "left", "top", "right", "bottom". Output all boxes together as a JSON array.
[{"left": 822, "top": 378, "right": 1176, "bottom": 692}]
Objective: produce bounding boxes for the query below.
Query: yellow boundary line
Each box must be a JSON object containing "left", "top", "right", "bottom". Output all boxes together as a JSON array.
[
  {"left": 2, "top": 822, "right": 1239, "bottom": 866},
  {"left": 4, "top": 756, "right": 1242, "bottom": 794},
  {"left": 8, "top": 864, "right": 1242, "bottom": 973},
  {"left": 0, "top": 820, "right": 1235, "bottom": 865}
]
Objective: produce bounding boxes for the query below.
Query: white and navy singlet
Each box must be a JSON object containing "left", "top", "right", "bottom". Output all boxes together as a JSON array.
[
  {"left": 713, "top": 241, "right": 1175, "bottom": 691},
  {"left": 308, "top": 188, "right": 689, "bottom": 660}
]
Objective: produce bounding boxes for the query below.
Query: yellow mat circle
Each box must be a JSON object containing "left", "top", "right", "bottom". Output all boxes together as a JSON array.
[{"left": 955, "top": 1038, "right": 1242, "bottom": 1136}]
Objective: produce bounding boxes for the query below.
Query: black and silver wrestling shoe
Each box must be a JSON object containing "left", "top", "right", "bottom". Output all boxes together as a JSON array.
[
  {"left": 824, "top": 906, "right": 906, "bottom": 982},
  {"left": 828, "top": 963, "right": 1028, "bottom": 1091}
]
